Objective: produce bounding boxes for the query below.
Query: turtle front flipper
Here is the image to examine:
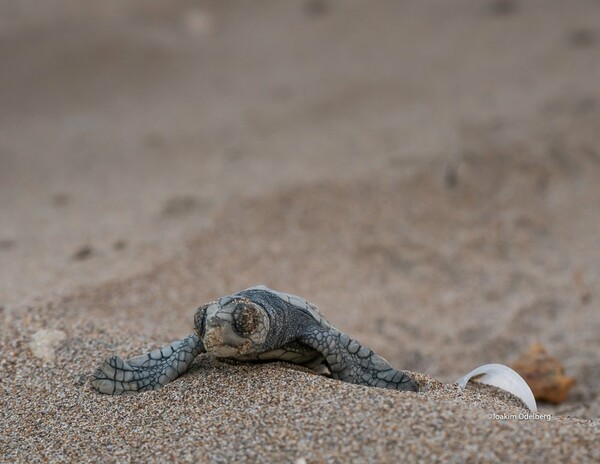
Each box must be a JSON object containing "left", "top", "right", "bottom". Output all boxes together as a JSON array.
[
  {"left": 92, "top": 332, "right": 205, "bottom": 395},
  {"left": 300, "top": 328, "right": 419, "bottom": 392}
]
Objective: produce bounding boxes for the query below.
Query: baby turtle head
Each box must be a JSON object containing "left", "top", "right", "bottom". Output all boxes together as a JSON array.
[{"left": 194, "top": 296, "right": 270, "bottom": 357}]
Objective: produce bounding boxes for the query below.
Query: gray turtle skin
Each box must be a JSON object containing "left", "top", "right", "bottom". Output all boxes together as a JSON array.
[{"left": 92, "top": 286, "right": 418, "bottom": 394}]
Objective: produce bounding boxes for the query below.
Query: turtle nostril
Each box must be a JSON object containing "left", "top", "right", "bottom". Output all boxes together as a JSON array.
[{"left": 232, "top": 302, "right": 260, "bottom": 336}]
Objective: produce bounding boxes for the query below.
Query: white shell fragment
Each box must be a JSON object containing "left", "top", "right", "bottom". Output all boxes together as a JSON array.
[{"left": 456, "top": 363, "right": 537, "bottom": 412}]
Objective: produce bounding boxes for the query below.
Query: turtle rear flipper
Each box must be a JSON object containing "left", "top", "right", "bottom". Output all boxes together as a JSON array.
[
  {"left": 300, "top": 328, "right": 419, "bottom": 392},
  {"left": 92, "top": 332, "right": 204, "bottom": 395}
]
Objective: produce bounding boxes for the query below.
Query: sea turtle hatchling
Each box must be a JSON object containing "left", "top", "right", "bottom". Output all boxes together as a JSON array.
[{"left": 92, "top": 285, "right": 419, "bottom": 394}]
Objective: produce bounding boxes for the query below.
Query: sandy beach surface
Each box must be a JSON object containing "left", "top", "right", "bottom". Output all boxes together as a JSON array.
[{"left": 1, "top": 1, "right": 599, "bottom": 462}]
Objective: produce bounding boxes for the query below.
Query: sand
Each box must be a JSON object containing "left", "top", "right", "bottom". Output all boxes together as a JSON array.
[{"left": 1, "top": 1, "right": 599, "bottom": 462}]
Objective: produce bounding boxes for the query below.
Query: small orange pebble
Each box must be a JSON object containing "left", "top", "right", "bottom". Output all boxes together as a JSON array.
[{"left": 511, "top": 342, "right": 575, "bottom": 404}]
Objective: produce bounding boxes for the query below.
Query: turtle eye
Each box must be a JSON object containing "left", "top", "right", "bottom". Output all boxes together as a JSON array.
[{"left": 232, "top": 301, "right": 261, "bottom": 336}]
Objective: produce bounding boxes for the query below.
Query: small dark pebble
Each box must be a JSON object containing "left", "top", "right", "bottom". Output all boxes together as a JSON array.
[
  {"left": 53, "top": 193, "right": 70, "bottom": 207},
  {"left": 488, "top": 0, "right": 518, "bottom": 17},
  {"left": 305, "top": 0, "right": 330, "bottom": 18},
  {"left": 161, "top": 195, "right": 203, "bottom": 217},
  {"left": 444, "top": 163, "right": 459, "bottom": 189},
  {"left": 0, "top": 239, "right": 15, "bottom": 250},
  {"left": 113, "top": 240, "right": 127, "bottom": 251},
  {"left": 568, "top": 29, "right": 597, "bottom": 49},
  {"left": 73, "top": 245, "right": 94, "bottom": 260}
]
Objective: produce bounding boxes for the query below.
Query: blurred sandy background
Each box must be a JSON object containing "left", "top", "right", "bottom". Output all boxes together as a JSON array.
[{"left": 1, "top": 1, "right": 599, "bottom": 462}]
